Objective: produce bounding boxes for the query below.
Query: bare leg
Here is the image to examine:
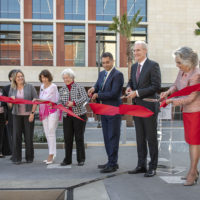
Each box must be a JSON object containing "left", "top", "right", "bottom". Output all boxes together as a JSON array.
[{"left": 184, "top": 145, "right": 200, "bottom": 185}]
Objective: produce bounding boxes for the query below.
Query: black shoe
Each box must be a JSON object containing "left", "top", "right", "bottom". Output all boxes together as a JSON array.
[
  {"left": 144, "top": 169, "right": 156, "bottom": 177},
  {"left": 98, "top": 163, "right": 108, "bottom": 169},
  {"left": 128, "top": 166, "right": 147, "bottom": 174},
  {"left": 78, "top": 162, "right": 84, "bottom": 166},
  {"left": 98, "top": 163, "right": 119, "bottom": 169},
  {"left": 60, "top": 161, "right": 71, "bottom": 166},
  {"left": 26, "top": 160, "right": 33, "bottom": 164},
  {"left": 100, "top": 166, "right": 117, "bottom": 173}
]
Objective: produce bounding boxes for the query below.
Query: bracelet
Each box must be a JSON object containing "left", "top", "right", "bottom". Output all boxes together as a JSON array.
[{"left": 31, "top": 111, "right": 35, "bottom": 114}]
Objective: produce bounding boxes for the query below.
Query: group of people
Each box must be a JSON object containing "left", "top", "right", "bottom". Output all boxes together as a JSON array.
[{"left": 0, "top": 41, "right": 199, "bottom": 187}]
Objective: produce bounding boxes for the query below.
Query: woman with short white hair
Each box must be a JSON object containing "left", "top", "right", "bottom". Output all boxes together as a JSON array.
[
  {"left": 161, "top": 46, "right": 200, "bottom": 186},
  {"left": 59, "top": 68, "right": 88, "bottom": 166}
]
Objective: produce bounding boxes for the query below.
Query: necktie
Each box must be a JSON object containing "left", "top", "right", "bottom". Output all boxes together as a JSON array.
[
  {"left": 101, "top": 71, "right": 108, "bottom": 90},
  {"left": 136, "top": 64, "right": 141, "bottom": 83}
]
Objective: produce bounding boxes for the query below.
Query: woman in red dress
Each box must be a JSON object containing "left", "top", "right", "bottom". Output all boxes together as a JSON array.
[{"left": 161, "top": 47, "right": 200, "bottom": 186}]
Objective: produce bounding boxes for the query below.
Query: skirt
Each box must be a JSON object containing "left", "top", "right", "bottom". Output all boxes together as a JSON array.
[{"left": 183, "top": 111, "right": 200, "bottom": 145}]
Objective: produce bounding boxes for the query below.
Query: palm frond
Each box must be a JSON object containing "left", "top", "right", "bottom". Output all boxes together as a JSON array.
[
  {"left": 196, "top": 21, "right": 200, "bottom": 28},
  {"left": 194, "top": 29, "right": 200, "bottom": 36}
]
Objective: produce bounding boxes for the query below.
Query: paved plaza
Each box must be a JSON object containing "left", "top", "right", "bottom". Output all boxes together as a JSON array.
[{"left": 0, "top": 120, "right": 200, "bottom": 200}]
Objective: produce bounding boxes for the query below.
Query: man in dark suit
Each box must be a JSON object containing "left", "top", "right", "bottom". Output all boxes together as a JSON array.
[
  {"left": 88, "top": 52, "right": 124, "bottom": 173},
  {"left": 126, "top": 41, "right": 161, "bottom": 177}
]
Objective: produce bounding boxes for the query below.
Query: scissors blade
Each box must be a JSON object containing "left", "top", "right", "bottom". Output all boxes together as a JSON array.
[{"left": 142, "top": 98, "right": 160, "bottom": 102}]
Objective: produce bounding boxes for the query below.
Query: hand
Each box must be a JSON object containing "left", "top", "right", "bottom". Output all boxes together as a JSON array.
[
  {"left": 160, "top": 91, "right": 169, "bottom": 99},
  {"left": 92, "top": 93, "right": 98, "bottom": 100},
  {"left": 11, "top": 96, "right": 15, "bottom": 100},
  {"left": 29, "top": 113, "right": 34, "bottom": 122},
  {"left": 126, "top": 91, "right": 137, "bottom": 99},
  {"left": 166, "top": 99, "right": 173, "bottom": 105},
  {"left": 66, "top": 101, "right": 74, "bottom": 107},
  {"left": 88, "top": 87, "right": 95, "bottom": 97},
  {"left": 125, "top": 87, "right": 132, "bottom": 95},
  {"left": 5, "top": 121, "right": 8, "bottom": 125}
]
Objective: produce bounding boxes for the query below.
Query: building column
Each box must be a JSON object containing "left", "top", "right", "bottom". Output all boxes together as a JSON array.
[
  {"left": 24, "top": 23, "right": 32, "bottom": 66},
  {"left": 56, "top": 24, "right": 65, "bottom": 66},
  {"left": 56, "top": 0, "right": 65, "bottom": 66},
  {"left": 24, "top": 0, "right": 32, "bottom": 66},
  {"left": 24, "top": 0, "right": 32, "bottom": 19},
  {"left": 88, "top": 0, "right": 96, "bottom": 67},
  {"left": 120, "top": 0, "right": 127, "bottom": 68},
  {"left": 56, "top": 0, "right": 64, "bottom": 20}
]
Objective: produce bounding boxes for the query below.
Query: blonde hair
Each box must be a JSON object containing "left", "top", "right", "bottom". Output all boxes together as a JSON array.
[{"left": 11, "top": 69, "right": 26, "bottom": 89}]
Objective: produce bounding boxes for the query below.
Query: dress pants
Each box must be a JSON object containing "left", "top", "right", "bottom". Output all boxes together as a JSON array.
[
  {"left": 0, "top": 113, "right": 5, "bottom": 154},
  {"left": 134, "top": 113, "right": 158, "bottom": 170},
  {"left": 63, "top": 114, "right": 87, "bottom": 164},
  {"left": 12, "top": 115, "right": 34, "bottom": 162},
  {"left": 42, "top": 112, "right": 58, "bottom": 156},
  {"left": 101, "top": 114, "right": 121, "bottom": 167}
]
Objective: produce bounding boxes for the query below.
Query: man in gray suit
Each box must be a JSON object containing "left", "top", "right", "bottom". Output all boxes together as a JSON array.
[{"left": 126, "top": 41, "right": 161, "bottom": 177}]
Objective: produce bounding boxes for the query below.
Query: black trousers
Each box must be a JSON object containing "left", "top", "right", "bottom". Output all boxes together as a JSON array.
[
  {"left": 0, "top": 113, "right": 5, "bottom": 154},
  {"left": 12, "top": 115, "right": 34, "bottom": 162},
  {"left": 134, "top": 113, "right": 158, "bottom": 170},
  {"left": 63, "top": 114, "right": 87, "bottom": 164},
  {"left": 7, "top": 109, "right": 13, "bottom": 154}
]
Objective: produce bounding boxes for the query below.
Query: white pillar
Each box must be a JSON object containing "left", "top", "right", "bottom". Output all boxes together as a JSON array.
[
  {"left": 85, "top": 0, "right": 88, "bottom": 67},
  {"left": 116, "top": 0, "right": 120, "bottom": 67},
  {"left": 53, "top": 0, "right": 57, "bottom": 66},
  {"left": 20, "top": 0, "right": 24, "bottom": 66}
]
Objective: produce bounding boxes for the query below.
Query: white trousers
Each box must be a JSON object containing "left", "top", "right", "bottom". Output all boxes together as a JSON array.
[{"left": 42, "top": 112, "right": 59, "bottom": 156}]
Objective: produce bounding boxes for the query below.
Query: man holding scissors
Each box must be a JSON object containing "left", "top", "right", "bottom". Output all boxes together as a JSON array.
[
  {"left": 126, "top": 41, "right": 161, "bottom": 177},
  {"left": 88, "top": 52, "right": 124, "bottom": 173}
]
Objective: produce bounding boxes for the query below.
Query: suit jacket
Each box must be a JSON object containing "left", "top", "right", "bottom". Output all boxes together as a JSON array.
[
  {"left": 127, "top": 58, "right": 161, "bottom": 113},
  {"left": 94, "top": 68, "right": 124, "bottom": 107},
  {"left": 2, "top": 84, "right": 11, "bottom": 97},
  {"left": 168, "top": 68, "right": 200, "bottom": 113}
]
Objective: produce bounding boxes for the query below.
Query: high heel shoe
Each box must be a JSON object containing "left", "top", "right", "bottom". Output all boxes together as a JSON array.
[
  {"left": 46, "top": 156, "right": 55, "bottom": 165},
  {"left": 181, "top": 170, "right": 199, "bottom": 180},
  {"left": 183, "top": 175, "right": 198, "bottom": 186}
]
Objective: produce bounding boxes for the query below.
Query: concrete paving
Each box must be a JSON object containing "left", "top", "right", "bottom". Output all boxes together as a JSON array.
[{"left": 0, "top": 120, "right": 200, "bottom": 200}]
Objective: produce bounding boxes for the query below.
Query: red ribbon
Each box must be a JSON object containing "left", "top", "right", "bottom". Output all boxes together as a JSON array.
[
  {"left": 0, "top": 96, "right": 154, "bottom": 120},
  {"left": 0, "top": 96, "right": 84, "bottom": 121},
  {"left": 89, "top": 103, "right": 154, "bottom": 118},
  {"left": 160, "top": 83, "right": 200, "bottom": 108}
]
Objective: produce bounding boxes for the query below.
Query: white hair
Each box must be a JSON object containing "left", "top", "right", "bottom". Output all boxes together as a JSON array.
[
  {"left": 174, "top": 47, "right": 199, "bottom": 69},
  {"left": 134, "top": 41, "right": 148, "bottom": 50},
  {"left": 61, "top": 68, "right": 76, "bottom": 79}
]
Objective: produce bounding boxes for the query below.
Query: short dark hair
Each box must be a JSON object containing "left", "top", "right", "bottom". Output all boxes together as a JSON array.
[
  {"left": 39, "top": 70, "right": 53, "bottom": 83},
  {"left": 8, "top": 69, "right": 17, "bottom": 81},
  {"left": 101, "top": 52, "right": 113, "bottom": 61}
]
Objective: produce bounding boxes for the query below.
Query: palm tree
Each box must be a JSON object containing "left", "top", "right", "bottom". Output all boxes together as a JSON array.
[
  {"left": 108, "top": 9, "right": 143, "bottom": 76},
  {"left": 108, "top": 10, "right": 143, "bottom": 127},
  {"left": 194, "top": 21, "right": 200, "bottom": 36}
]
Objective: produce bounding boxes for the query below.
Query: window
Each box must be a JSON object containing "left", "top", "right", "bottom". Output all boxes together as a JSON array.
[
  {"left": 32, "top": 25, "right": 53, "bottom": 66},
  {"left": 0, "top": 24, "right": 20, "bottom": 65},
  {"left": 64, "top": 25, "right": 85, "bottom": 66},
  {"left": 127, "top": 0, "right": 147, "bottom": 22},
  {"left": 0, "top": 0, "right": 20, "bottom": 18},
  {"left": 32, "top": 0, "right": 53, "bottom": 19},
  {"left": 96, "top": 26, "right": 116, "bottom": 66},
  {"left": 64, "top": 0, "right": 85, "bottom": 20},
  {"left": 96, "top": 0, "right": 116, "bottom": 21}
]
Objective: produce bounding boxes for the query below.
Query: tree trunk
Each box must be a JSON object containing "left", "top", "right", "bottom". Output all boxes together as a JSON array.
[{"left": 126, "top": 40, "right": 134, "bottom": 127}]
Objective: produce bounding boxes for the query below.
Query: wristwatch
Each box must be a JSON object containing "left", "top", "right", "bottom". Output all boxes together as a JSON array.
[{"left": 31, "top": 111, "right": 35, "bottom": 114}]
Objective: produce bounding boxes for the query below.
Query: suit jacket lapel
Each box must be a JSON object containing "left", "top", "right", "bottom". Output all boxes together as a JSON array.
[
  {"left": 102, "top": 68, "right": 116, "bottom": 91},
  {"left": 137, "top": 58, "right": 149, "bottom": 86}
]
